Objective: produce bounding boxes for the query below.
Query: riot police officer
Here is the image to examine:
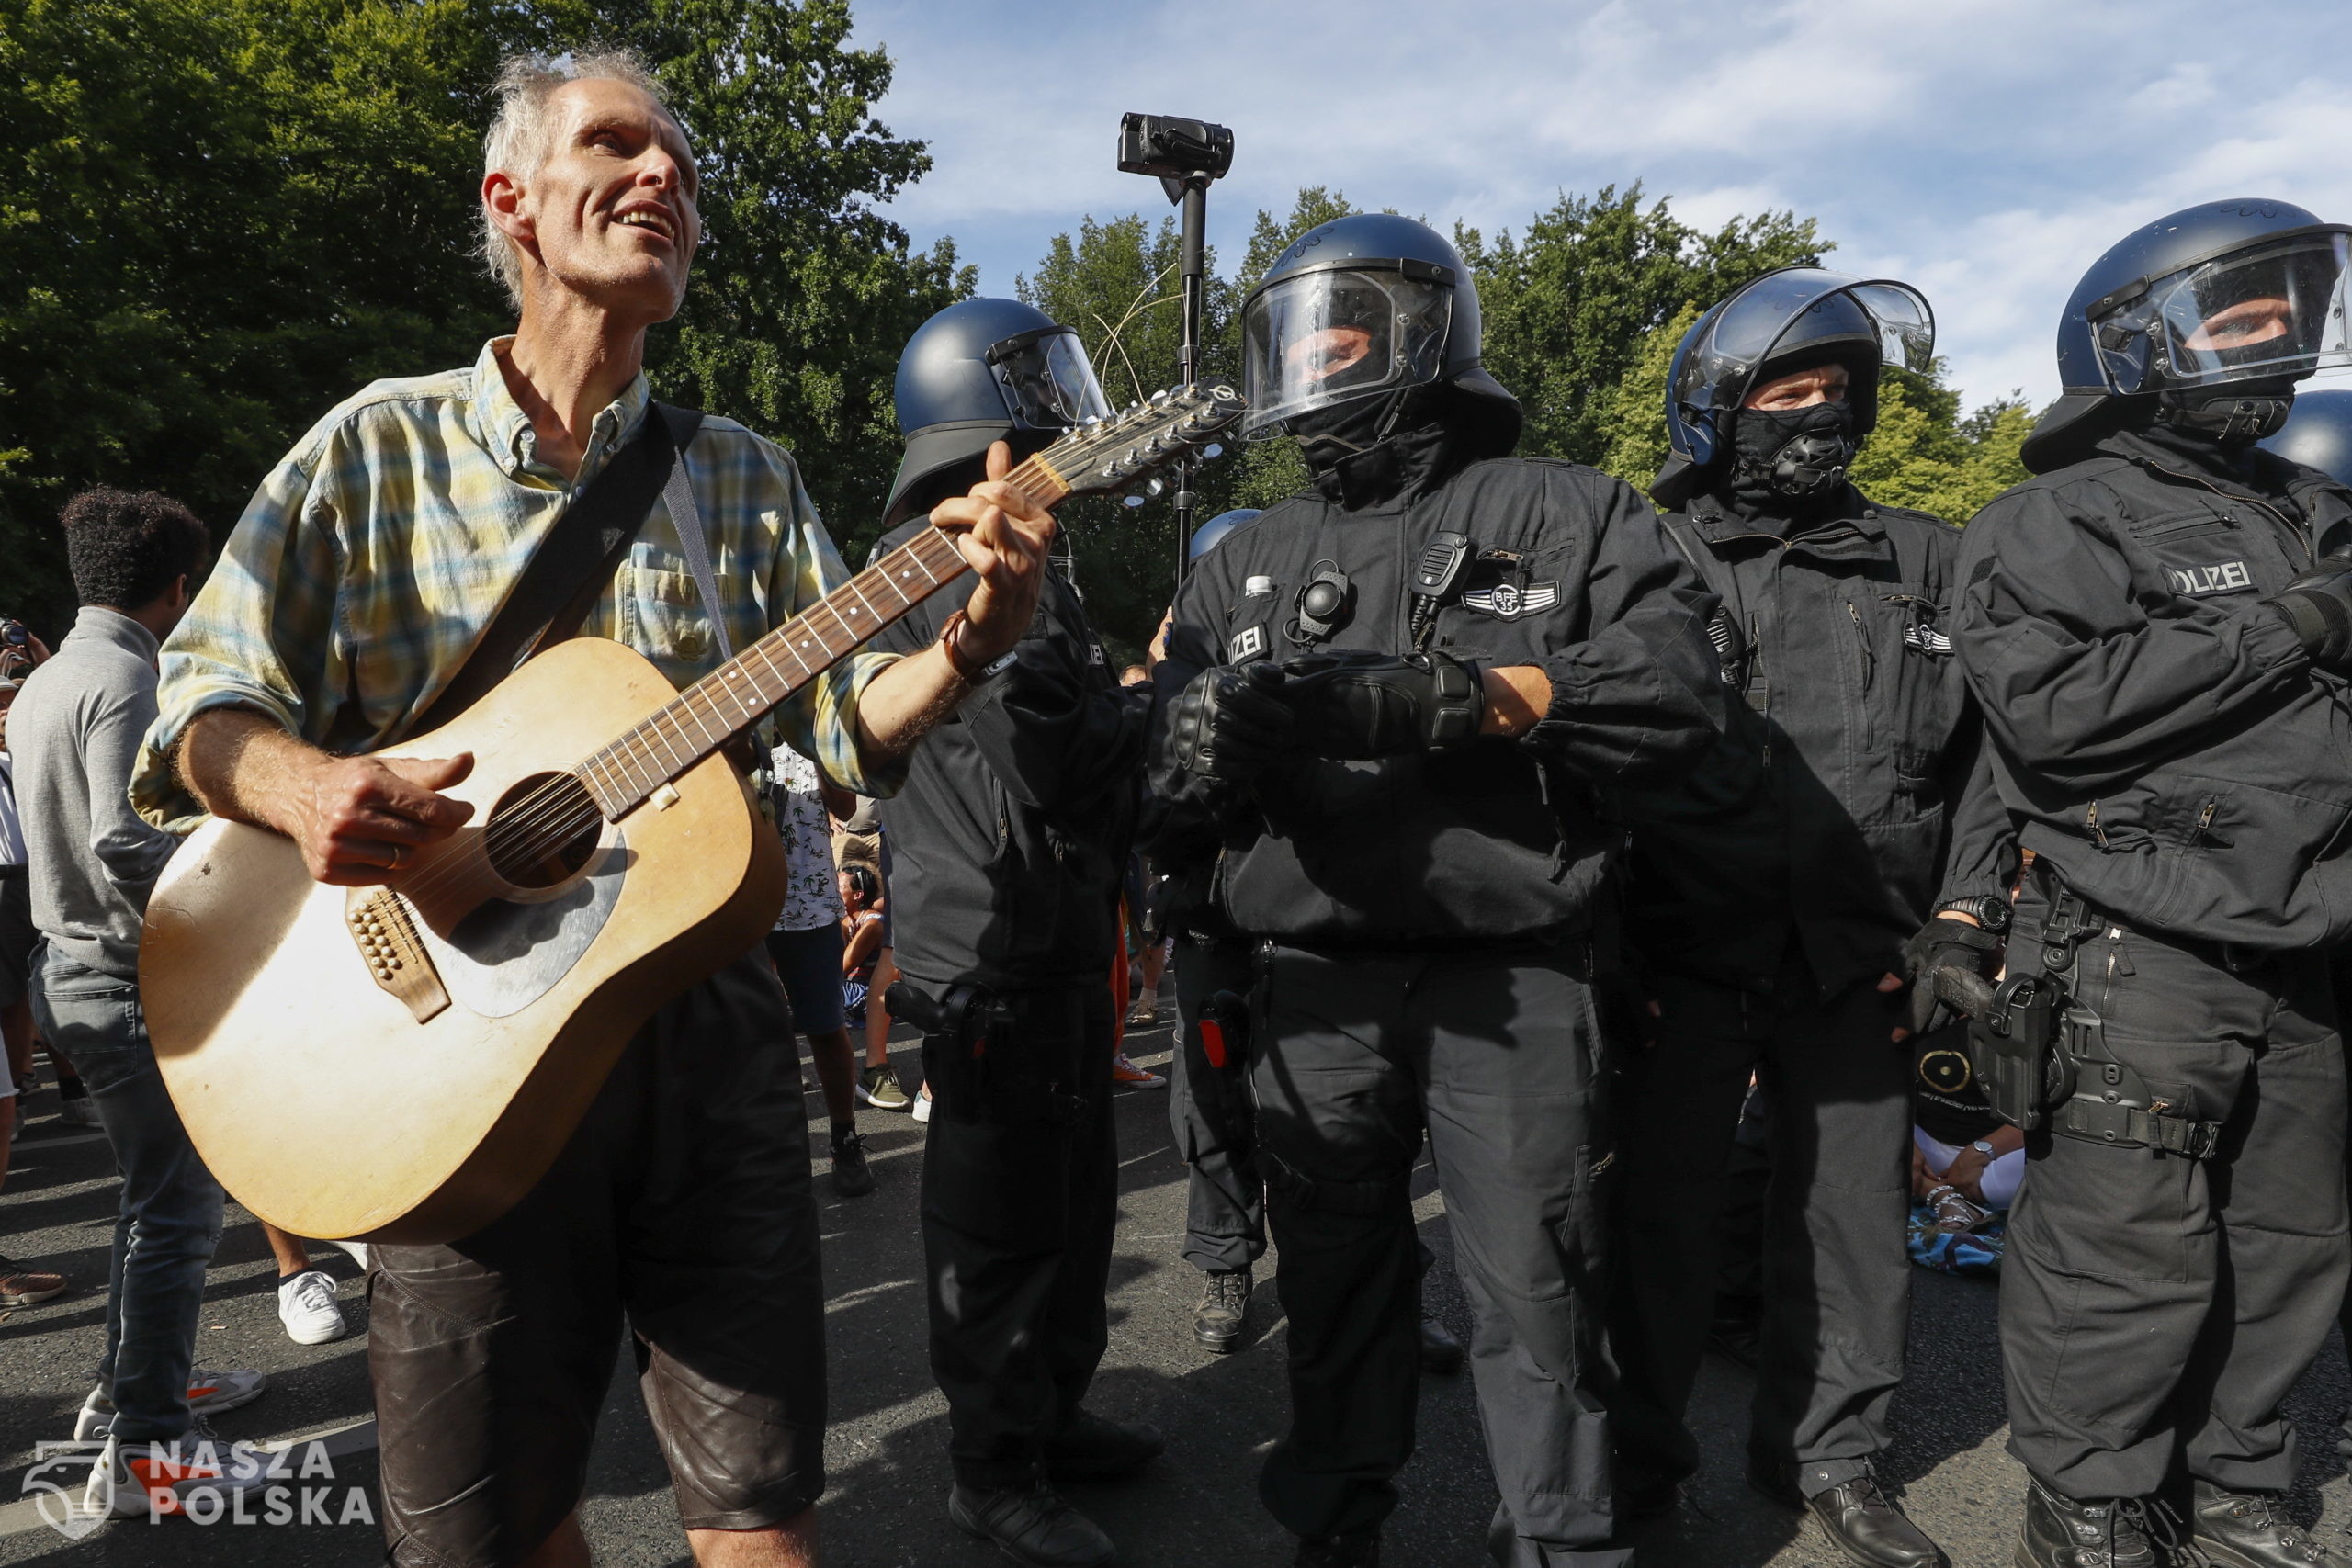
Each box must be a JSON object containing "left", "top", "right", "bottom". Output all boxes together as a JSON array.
[
  {"left": 1149, "top": 213, "right": 1726, "bottom": 1567},
  {"left": 1607, "top": 269, "right": 1970, "bottom": 1568},
  {"left": 1945, "top": 199, "right": 2352, "bottom": 1568},
  {"left": 1155, "top": 508, "right": 1272, "bottom": 1355},
  {"left": 867, "top": 298, "right": 1162, "bottom": 1568}
]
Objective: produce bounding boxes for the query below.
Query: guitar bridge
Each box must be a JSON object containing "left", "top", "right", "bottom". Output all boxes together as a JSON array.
[{"left": 345, "top": 888, "right": 451, "bottom": 1023}]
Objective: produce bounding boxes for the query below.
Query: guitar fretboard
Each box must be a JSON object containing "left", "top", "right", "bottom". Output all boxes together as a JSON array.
[{"left": 574, "top": 499, "right": 1010, "bottom": 818}]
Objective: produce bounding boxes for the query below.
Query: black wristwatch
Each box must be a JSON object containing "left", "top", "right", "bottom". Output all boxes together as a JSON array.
[{"left": 1935, "top": 895, "right": 2011, "bottom": 936}]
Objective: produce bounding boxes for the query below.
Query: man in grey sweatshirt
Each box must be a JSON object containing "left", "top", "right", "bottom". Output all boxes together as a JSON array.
[{"left": 10, "top": 489, "right": 263, "bottom": 1514}]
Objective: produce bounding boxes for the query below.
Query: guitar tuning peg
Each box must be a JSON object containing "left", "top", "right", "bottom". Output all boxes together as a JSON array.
[
  {"left": 1122, "top": 492, "right": 1148, "bottom": 509},
  {"left": 1141, "top": 477, "right": 1166, "bottom": 498},
  {"left": 1200, "top": 442, "right": 1226, "bottom": 461}
]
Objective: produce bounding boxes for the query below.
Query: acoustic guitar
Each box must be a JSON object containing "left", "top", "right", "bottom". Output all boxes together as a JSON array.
[{"left": 140, "top": 383, "right": 1243, "bottom": 1242}]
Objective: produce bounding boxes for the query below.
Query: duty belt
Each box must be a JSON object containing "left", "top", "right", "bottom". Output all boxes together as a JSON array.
[{"left": 2028, "top": 872, "right": 2225, "bottom": 1160}]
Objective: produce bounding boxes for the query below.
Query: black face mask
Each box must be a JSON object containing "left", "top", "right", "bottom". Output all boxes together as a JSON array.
[
  {"left": 2157, "top": 374, "right": 2300, "bottom": 446},
  {"left": 1289, "top": 389, "right": 1407, "bottom": 471},
  {"left": 1727, "top": 401, "right": 1856, "bottom": 512}
]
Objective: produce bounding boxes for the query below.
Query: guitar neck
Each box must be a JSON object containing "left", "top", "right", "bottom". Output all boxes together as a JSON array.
[{"left": 573, "top": 456, "right": 1062, "bottom": 818}]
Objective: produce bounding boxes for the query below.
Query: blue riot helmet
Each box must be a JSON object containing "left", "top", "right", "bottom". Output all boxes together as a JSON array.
[
  {"left": 1188, "top": 508, "right": 1261, "bottom": 560},
  {"left": 1651, "top": 267, "right": 1934, "bottom": 509},
  {"left": 2258, "top": 387, "right": 2352, "bottom": 483},
  {"left": 1239, "top": 213, "right": 1521, "bottom": 457},
  {"left": 2021, "top": 199, "right": 2352, "bottom": 473},
  {"left": 883, "top": 298, "right": 1113, "bottom": 528}
]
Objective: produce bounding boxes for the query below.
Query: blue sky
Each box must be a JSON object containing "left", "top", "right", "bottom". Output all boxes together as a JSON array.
[{"left": 846, "top": 0, "right": 2352, "bottom": 415}]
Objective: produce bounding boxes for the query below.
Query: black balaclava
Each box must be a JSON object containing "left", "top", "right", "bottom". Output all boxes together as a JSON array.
[
  {"left": 1291, "top": 389, "right": 1411, "bottom": 472},
  {"left": 1720, "top": 400, "right": 1857, "bottom": 524},
  {"left": 2155, "top": 373, "right": 2301, "bottom": 446}
]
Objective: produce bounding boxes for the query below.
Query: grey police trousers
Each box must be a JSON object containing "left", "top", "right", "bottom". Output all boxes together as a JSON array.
[
  {"left": 1250, "top": 943, "right": 1628, "bottom": 1567},
  {"left": 2001, "top": 874, "right": 2348, "bottom": 1501}
]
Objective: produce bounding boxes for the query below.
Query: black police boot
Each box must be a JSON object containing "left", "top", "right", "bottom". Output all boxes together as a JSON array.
[
  {"left": 2014, "top": 1476, "right": 2160, "bottom": 1568},
  {"left": 1295, "top": 1530, "right": 1379, "bottom": 1567},
  {"left": 1618, "top": 1463, "right": 1682, "bottom": 1520},
  {"left": 1419, "top": 1316, "right": 1464, "bottom": 1374},
  {"left": 1046, "top": 1410, "right": 1164, "bottom": 1483},
  {"left": 1193, "top": 1267, "right": 1251, "bottom": 1353},
  {"left": 1749, "top": 1459, "right": 1947, "bottom": 1568},
  {"left": 948, "top": 1483, "right": 1114, "bottom": 1568},
  {"left": 2189, "top": 1479, "right": 2349, "bottom": 1568},
  {"left": 828, "top": 1125, "right": 875, "bottom": 1199}
]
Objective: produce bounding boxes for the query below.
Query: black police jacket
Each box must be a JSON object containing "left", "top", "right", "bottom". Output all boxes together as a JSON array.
[
  {"left": 1619, "top": 487, "right": 1982, "bottom": 998},
  {"left": 868, "top": 517, "right": 1147, "bottom": 991},
  {"left": 1148, "top": 424, "right": 1725, "bottom": 946},
  {"left": 1954, "top": 427, "right": 2352, "bottom": 948}
]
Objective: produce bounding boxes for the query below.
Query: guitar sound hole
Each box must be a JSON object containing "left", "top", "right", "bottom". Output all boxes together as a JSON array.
[{"left": 484, "top": 772, "right": 602, "bottom": 889}]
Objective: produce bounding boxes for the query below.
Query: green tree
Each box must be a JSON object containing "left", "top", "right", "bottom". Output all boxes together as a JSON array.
[
  {"left": 1014, "top": 209, "right": 1239, "bottom": 657},
  {"left": 613, "top": 0, "right": 969, "bottom": 568},
  {"left": 1589, "top": 301, "right": 1700, "bottom": 489},
  {"left": 0, "top": 0, "right": 957, "bottom": 633},
  {"left": 1462, "top": 184, "right": 1826, "bottom": 466},
  {"left": 0, "top": 0, "right": 526, "bottom": 634},
  {"left": 1849, "top": 367, "right": 2031, "bottom": 521}
]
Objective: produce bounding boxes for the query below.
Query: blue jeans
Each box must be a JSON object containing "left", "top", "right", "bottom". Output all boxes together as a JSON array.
[{"left": 30, "top": 943, "right": 223, "bottom": 1442}]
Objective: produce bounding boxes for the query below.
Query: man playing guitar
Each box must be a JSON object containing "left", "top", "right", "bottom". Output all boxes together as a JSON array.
[{"left": 127, "top": 51, "right": 1055, "bottom": 1568}]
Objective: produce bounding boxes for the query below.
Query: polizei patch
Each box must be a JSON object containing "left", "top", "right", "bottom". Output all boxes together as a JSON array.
[
  {"left": 1228, "top": 626, "right": 1267, "bottom": 660},
  {"left": 2169, "top": 559, "right": 2254, "bottom": 596},
  {"left": 1464, "top": 581, "right": 1559, "bottom": 619}
]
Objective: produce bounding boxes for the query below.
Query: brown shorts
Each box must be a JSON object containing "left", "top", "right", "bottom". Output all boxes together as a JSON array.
[{"left": 370, "top": 951, "right": 825, "bottom": 1567}]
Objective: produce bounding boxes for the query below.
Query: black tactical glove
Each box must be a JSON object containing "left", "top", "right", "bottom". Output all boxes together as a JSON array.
[
  {"left": 1277, "top": 650, "right": 1486, "bottom": 760},
  {"left": 1900, "top": 915, "right": 2004, "bottom": 1036},
  {"left": 2264, "top": 550, "right": 2352, "bottom": 671},
  {"left": 1169, "top": 662, "right": 1294, "bottom": 782}
]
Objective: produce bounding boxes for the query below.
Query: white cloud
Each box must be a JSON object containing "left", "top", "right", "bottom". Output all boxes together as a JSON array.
[{"left": 846, "top": 0, "right": 2352, "bottom": 412}]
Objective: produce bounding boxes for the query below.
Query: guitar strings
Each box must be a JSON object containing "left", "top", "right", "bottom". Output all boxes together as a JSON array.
[
  {"left": 379, "top": 405, "right": 1207, "bottom": 904},
  {"left": 384, "top": 423, "right": 1143, "bottom": 901},
  {"left": 385, "top": 519, "right": 974, "bottom": 902}
]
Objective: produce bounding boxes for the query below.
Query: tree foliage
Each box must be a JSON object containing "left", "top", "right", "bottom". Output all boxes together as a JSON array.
[
  {"left": 0, "top": 0, "right": 960, "bottom": 636},
  {"left": 1462, "top": 184, "right": 1827, "bottom": 468}
]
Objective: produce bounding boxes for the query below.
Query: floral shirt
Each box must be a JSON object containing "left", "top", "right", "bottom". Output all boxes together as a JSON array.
[{"left": 771, "top": 742, "right": 845, "bottom": 932}]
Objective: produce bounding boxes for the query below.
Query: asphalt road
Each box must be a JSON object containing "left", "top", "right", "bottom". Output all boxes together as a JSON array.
[{"left": 5, "top": 995, "right": 2351, "bottom": 1567}]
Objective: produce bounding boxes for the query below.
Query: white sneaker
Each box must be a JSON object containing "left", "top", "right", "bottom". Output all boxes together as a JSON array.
[
  {"left": 912, "top": 1085, "right": 933, "bottom": 1124},
  {"left": 56, "top": 1097, "right": 101, "bottom": 1128},
  {"left": 328, "top": 1239, "right": 369, "bottom": 1270},
  {"left": 74, "top": 1369, "right": 267, "bottom": 1442},
  {"left": 79, "top": 1432, "right": 224, "bottom": 1519},
  {"left": 277, "top": 1269, "right": 346, "bottom": 1345}
]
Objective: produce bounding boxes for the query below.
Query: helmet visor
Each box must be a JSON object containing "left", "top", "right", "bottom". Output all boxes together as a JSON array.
[
  {"left": 1241, "top": 267, "right": 1453, "bottom": 439},
  {"left": 989, "top": 326, "right": 1112, "bottom": 429},
  {"left": 2093, "top": 231, "right": 2352, "bottom": 395},
  {"left": 1674, "top": 270, "right": 1935, "bottom": 425}
]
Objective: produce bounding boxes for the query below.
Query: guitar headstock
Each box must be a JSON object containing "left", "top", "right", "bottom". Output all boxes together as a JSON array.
[{"left": 1028, "top": 382, "right": 1248, "bottom": 505}]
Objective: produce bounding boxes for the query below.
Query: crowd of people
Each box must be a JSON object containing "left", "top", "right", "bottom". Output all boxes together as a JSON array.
[{"left": 12, "top": 43, "right": 2352, "bottom": 1568}]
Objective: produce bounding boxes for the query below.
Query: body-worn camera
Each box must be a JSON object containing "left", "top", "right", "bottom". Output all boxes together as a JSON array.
[{"left": 1117, "top": 113, "right": 1233, "bottom": 191}]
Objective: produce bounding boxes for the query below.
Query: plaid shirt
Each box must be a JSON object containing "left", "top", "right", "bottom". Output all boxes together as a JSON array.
[{"left": 133, "top": 337, "right": 901, "bottom": 830}]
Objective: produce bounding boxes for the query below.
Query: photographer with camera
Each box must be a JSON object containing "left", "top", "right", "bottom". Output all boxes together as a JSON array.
[
  {"left": 1942, "top": 199, "right": 2352, "bottom": 1568},
  {"left": 1151, "top": 213, "right": 1725, "bottom": 1568}
]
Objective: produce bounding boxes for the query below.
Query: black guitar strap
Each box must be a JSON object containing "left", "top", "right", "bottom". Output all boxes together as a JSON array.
[{"left": 413, "top": 403, "right": 706, "bottom": 734}]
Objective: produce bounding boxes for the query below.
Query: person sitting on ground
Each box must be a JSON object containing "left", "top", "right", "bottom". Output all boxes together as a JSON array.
[{"left": 840, "top": 863, "right": 886, "bottom": 1027}]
